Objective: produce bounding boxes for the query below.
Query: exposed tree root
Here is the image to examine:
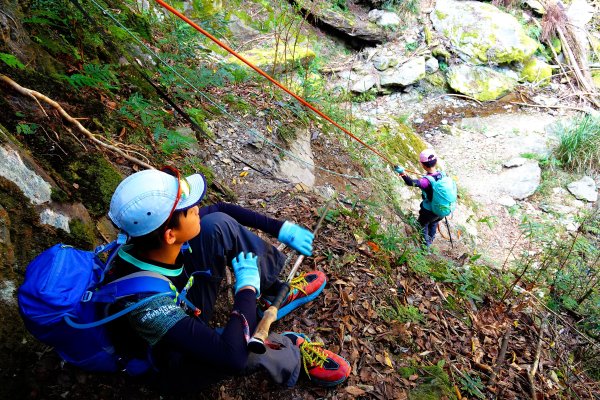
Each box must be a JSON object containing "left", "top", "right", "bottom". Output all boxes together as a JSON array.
[{"left": 0, "top": 74, "right": 154, "bottom": 170}]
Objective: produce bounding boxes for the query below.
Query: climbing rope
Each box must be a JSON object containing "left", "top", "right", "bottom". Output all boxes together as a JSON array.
[
  {"left": 88, "top": 0, "right": 369, "bottom": 181},
  {"left": 154, "top": 0, "right": 395, "bottom": 166}
]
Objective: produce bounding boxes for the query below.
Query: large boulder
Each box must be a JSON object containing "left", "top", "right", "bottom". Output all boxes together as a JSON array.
[
  {"left": 447, "top": 65, "right": 518, "bottom": 101},
  {"left": 294, "top": 0, "right": 396, "bottom": 44},
  {"left": 431, "top": 0, "right": 539, "bottom": 64}
]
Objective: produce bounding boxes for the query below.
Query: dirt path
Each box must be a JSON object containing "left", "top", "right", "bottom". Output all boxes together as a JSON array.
[{"left": 351, "top": 91, "right": 578, "bottom": 263}]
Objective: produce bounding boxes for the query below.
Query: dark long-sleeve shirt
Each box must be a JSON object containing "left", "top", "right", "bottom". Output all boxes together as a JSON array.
[{"left": 200, "top": 202, "right": 283, "bottom": 237}]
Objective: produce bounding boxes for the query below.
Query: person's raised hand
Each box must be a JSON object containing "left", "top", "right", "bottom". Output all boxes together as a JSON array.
[
  {"left": 278, "top": 221, "right": 314, "bottom": 256},
  {"left": 394, "top": 165, "right": 405, "bottom": 174},
  {"left": 231, "top": 252, "right": 260, "bottom": 296}
]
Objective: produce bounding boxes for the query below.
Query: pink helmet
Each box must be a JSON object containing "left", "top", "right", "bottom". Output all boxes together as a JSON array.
[{"left": 419, "top": 149, "right": 437, "bottom": 163}]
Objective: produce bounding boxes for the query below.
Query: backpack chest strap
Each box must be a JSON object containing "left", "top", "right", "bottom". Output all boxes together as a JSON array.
[{"left": 91, "top": 271, "right": 175, "bottom": 303}]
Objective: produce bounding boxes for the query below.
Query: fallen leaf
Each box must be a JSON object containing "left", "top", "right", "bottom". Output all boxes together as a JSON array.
[{"left": 345, "top": 386, "right": 366, "bottom": 396}]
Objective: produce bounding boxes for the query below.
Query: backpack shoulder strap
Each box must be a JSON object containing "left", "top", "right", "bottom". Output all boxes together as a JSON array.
[
  {"left": 65, "top": 292, "right": 172, "bottom": 329},
  {"left": 66, "top": 272, "right": 176, "bottom": 330}
]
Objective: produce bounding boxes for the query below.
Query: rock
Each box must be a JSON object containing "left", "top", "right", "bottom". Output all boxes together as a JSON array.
[
  {"left": 367, "top": 9, "right": 401, "bottom": 27},
  {"left": 373, "top": 54, "right": 392, "bottom": 71},
  {"left": 447, "top": 65, "right": 518, "bottom": 101},
  {"left": 277, "top": 128, "right": 315, "bottom": 187},
  {"left": 295, "top": 0, "right": 395, "bottom": 44},
  {"left": 503, "top": 157, "right": 528, "bottom": 168},
  {"left": 430, "top": 0, "right": 539, "bottom": 64},
  {"left": 501, "top": 162, "right": 541, "bottom": 200},
  {"left": 540, "top": 203, "right": 578, "bottom": 216},
  {"left": 425, "top": 57, "right": 439, "bottom": 74},
  {"left": 380, "top": 56, "right": 426, "bottom": 87},
  {"left": 0, "top": 281, "right": 16, "bottom": 305},
  {"left": 520, "top": 57, "right": 552, "bottom": 85},
  {"left": 432, "top": 46, "right": 451, "bottom": 62},
  {"left": 227, "top": 14, "right": 260, "bottom": 41},
  {"left": 351, "top": 75, "right": 378, "bottom": 93},
  {"left": 226, "top": 42, "right": 315, "bottom": 74},
  {"left": 337, "top": 70, "right": 358, "bottom": 81},
  {"left": 567, "top": 176, "right": 598, "bottom": 202},
  {"left": 593, "top": 71, "right": 600, "bottom": 89},
  {"left": 424, "top": 71, "right": 447, "bottom": 88},
  {"left": 525, "top": 0, "right": 546, "bottom": 14},
  {"left": 39, "top": 208, "right": 70, "bottom": 232},
  {"left": 497, "top": 196, "right": 516, "bottom": 207},
  {"left": 0, "top": 145, "right": 51, "bottom": 205}
]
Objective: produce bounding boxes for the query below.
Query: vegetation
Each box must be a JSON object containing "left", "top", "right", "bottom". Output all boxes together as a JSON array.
[
  {"left": 553, "top": 114, "right": 600, "bottom": 174},
  {"left": 1, "top": 0, "right": 599, "bottom": 398}
]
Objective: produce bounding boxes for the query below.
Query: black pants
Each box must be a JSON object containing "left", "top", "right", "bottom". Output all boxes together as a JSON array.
[
  {"left": 170, "top": 212, "right": 301, "bottom": 388},
  {"left": 418, "top": 204, "right": 443, "bottom": 247},
  {"left": 182, "top": 212, "right": 287, "bottom": 323}
]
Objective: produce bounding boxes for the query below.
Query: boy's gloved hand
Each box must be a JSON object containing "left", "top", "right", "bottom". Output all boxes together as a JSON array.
[
  {"left": 394, "top": 165, "right": 405, "bottom": 174},
  {"left": 278, "top": 221, "right": 314, "bottom": 256},
  {"left": 232, "top": 252, "right": 260, "bottom": 296}
]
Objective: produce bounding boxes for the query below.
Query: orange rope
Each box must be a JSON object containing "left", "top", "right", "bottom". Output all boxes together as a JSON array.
[{"left": 155, "top": 0, "right": 397, "bottom": 167}]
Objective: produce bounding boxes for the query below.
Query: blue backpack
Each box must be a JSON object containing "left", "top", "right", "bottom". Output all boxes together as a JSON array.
[
  {"left": 17, "top": 241, "right": 177, "bottom": 376},
  {"left": 423, "top": 172, "right": 457, "bottom": 217}
]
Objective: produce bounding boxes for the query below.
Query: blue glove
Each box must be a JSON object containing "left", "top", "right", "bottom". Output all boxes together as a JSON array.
[
  {"left": 232, "top": 252, "right": 260, "bottom": 296},
  {"left": 394, "top": 165, "right": 405, "bottom": 174},
  {"left": 278, "top": 221, "right": 314, "bottom": 256}
]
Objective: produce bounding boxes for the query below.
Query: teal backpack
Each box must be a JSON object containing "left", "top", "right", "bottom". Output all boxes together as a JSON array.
[{"left": 423, "top": 172, "right": 457, "bottom": 217}]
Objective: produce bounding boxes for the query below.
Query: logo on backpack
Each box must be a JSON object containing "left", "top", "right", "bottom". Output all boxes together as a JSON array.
[
  {"left": 424, "top": 172, "right": 457, "bottom": 217},
  {"left": 17, "top": 242, "right": 177, "bottom": 375}
]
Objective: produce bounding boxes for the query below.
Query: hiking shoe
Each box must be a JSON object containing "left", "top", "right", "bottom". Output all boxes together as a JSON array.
[
  {"left": 258, "top": 271, "right": 326, "bottom": 321},
  {"left": 283, "top": 332, "right": 351, "bottom": 387}
]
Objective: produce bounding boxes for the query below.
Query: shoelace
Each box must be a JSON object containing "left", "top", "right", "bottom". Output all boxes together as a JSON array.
[
  {"left": 289, "top": 273, "right": 309, "bottom": 296},
  {"left": 299, "top": 340, "right": 328, "bottom": 378}
]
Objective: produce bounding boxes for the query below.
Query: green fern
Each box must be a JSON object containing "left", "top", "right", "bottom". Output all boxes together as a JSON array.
[
  {"left": 67, "top": 64, "right": 118, "bottom": 90},
  {"left": 0, "top": 53, "right": 25, "bottom": 69}
]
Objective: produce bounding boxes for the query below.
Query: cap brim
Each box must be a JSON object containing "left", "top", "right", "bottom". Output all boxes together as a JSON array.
[{"left": 175, "top": 173, "right": 207, "bottom": 210}]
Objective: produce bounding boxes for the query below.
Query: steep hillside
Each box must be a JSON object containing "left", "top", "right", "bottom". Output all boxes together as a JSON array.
[{"left": 1, "top": 1, "right": 599, "bottom": 399}]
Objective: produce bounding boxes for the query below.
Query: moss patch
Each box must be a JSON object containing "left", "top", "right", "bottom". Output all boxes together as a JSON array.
[
  {"left": 593, "top": 71, "right": 600, "bottom": 89},
  {"left": 65, "top": 155, "right": 122, "bottom": 217},
  {"left": 226, "top": 42, "right": 315, "bottom": 74},
  {"left": 520, "top": 57, "right": 552, "bottom": 85},
  {"left": 447, "top": 65, "right": 517, "bottom": 101},
  {"left": 379, "top": 123, "right": 427, "bottom": 171}
]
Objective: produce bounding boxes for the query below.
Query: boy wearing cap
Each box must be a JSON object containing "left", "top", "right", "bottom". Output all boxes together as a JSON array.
[
  {"left": 105, "top": 168, "right": 350, "bottom": 393},
  {"left": 395, "top": 149, "right": 444, "bottom": 247}
]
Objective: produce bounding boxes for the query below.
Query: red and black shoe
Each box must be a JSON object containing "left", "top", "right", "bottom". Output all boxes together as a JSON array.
[
  {"left": 283, "top": 332, "right": 351, "bottom": 387},
  {"left": 258, "top": 271, "right": 326, "bottom": 321}
]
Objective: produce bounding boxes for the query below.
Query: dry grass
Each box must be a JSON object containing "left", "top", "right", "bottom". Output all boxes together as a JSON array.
[{"left": 541, "top": 1, "right": 567, "bottom": 43}]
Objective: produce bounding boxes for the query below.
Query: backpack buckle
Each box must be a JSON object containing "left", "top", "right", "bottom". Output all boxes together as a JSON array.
[{"left": 81, "top": 291, "right": 93, "bottom": 302}]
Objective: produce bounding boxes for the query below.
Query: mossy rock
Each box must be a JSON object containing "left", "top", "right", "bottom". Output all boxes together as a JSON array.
[
  {"left": 379, "top": 123, "right": 427, "bottom": 170},
  {"left": 425, "top": 71, "right": 448, "bottom": 89},
  {"left": 431, "top": 0, "right": 539, "bottom": 64},
  {"left": 432, "top": 46, "right": 451, "bottom": 63},
  {"left": 448, "top": 64, "right": 517, "bottom": 101},
  {"left": 593, "top": 71, "right": 600, "bottom": 89},
  {"left": 226, "top": 42, "right": 315, "bottom": 74},
  {"left": 520, "top": 57, "right": 552, "bottom": 85},
  {"left": 64, "top": 155, "right": 122, "bottom": 218}
]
